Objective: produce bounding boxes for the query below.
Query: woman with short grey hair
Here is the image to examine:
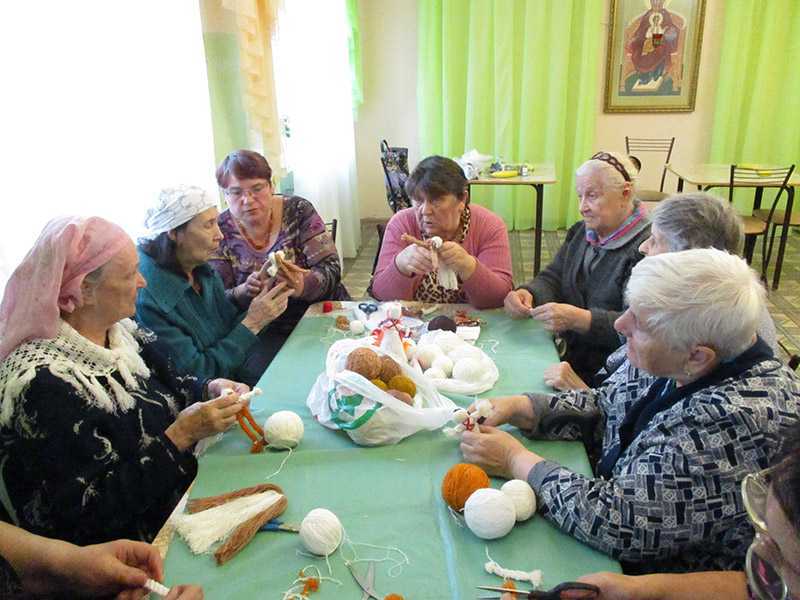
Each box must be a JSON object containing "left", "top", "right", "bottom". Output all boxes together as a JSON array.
[
  {"left": 461, "top": 248, "right": 800, "bottom": 572},
  {"left": 546, "top": 192, "right": 778, "bottom": 390}
]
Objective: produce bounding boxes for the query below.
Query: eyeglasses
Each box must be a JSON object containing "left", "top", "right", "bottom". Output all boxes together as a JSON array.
[
  {"left": 742, "top": 467, "right": 792, "bottom": 600},
  {"left": 223, "top": 182, "right": 269, "bottom": 200}
]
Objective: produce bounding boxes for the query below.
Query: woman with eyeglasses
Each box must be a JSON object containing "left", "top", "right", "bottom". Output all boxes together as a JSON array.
[
  {"left": 210, "top": 150, "right": 349, "bottom": 366},
  {"left": 558, "top": 426, "right": 800, "bottom": 600}
]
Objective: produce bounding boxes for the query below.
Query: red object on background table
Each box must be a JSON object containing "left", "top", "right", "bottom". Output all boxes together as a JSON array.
[{"left": 322, "top": 301, "right": 333, "bottom": 313}]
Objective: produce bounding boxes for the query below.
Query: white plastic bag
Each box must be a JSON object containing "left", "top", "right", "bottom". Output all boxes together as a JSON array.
[
  {"left": 416, "top": 330, "right": 499, "bottom": 395},
  {"left": 306, "top": 336, "right": 458, "bottom": 446}
]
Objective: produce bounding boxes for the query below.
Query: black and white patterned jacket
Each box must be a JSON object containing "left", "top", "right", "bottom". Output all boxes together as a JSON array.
[{"left": 525, "top": 344, "right": 800, "bottom": 573}]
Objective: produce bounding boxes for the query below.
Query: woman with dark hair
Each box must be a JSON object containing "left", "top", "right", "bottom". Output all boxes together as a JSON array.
[
  {"left": 210, "top": 150, "right": 348, "bottom": 364},
  {"left": 370, "top": 155, "right": 512, "bottom": 308},
  {"left": 136, "top": 186, "right": 291, "bottom": 385}
]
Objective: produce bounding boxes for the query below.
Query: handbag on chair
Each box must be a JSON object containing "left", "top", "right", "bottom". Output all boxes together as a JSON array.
[{"left": 380, "top": 139, "right": 412, "bottom": 213}]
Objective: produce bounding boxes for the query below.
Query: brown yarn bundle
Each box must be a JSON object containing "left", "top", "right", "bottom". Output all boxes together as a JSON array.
[{"left": 441, "top": 463, "right": 490, "bottom": 511}]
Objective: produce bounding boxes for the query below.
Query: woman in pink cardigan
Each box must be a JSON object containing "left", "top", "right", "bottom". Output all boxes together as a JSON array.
[{"left": 371, "top": 156, "right": 512, "bottom": 308}]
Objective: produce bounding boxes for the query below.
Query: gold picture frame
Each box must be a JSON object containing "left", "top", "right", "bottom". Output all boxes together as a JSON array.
[{"left": 604, "top": 0, "right": 706, "bottom": 113}]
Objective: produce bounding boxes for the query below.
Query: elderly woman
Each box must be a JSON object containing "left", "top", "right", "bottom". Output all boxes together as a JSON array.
[
  {"left": 371, "top": 155, "right": 512, "bottom": 307},
  {"left": 462, "top": 249, "right": 800, "bottom": 572},
  {"left": 210, "top": 150, "right": 348, "bottom": 363},
  {"left": 545, "top": 192, "right": 780, "bottom": 391},
  {"left": 136, "top": 186, "right": 292, "bottom": 385},
  {"left": 0, "top": 217, "right": 248, "bottom": 547},
  {"left": 505, "top": 152, "right": 649, "bottom": 382}
]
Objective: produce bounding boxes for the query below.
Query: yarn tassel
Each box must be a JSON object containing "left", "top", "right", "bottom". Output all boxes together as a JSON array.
[
  {"left": 215, "top": 495, "right": 288, "bottom": 565},
  {"left": 107, "top": 376, "right": 136, "bottom": 412},
  {"left": 173, "top": 490, "right": 283, "bottom": 554},
  {"left": 484, "top": 547, "right": 542, "bottom": 587},
  {"left": 187, "top": 483, "right": 283, "bottom": 513}
]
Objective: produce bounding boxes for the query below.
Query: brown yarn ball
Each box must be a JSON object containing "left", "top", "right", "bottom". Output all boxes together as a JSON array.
[
  {"left": 371, "top": 378, "right": 388, "bottom": 391},
  {"left": 379, "top": 355, "right": 402, "bottom": 383},
  {"left": 387, "top": 390, "right": 414, "bottom": 405},
  {"left": 441, "top": 463, "right": 490, "bottom": 511},
  {"left": 387, "top": 375, "right": 416, "bottom": 398},
  {"left": 346, "top": 347, "right": 381, "bottom": 379}
]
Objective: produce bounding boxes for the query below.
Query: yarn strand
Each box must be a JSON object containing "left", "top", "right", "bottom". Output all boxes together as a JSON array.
[{"left": 483, "top": 547, "right": 542, "bottom": 588}]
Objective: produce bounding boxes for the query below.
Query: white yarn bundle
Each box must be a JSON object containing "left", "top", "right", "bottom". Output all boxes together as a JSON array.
[
  {"left": 264, "top": 411, "right": 304, "bottom": 449},
  {"left": 416, "top": 344, "right": 443, "bottom": 370},
  {"left": 500, "top": 480, "right": 537, "bottom": 521},
  {"left": 452, "top": 357, "right": 485, "bottom": 383},
  {"left": 464, "top": 488, "right": 516, "bottom": 540},
  {"left": 299, "top": 508, "right": 343, "bottom": 556},
  {"left": 432, "top": 355, "right": 454, "bottom": 377}
]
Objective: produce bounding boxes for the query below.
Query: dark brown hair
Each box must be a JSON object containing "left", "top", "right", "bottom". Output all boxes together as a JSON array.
[
  {"left": 216, "top": 150, "right": 273, "bottom": 188},
  {"left": 138, "top": 223, "right": 190, "bottom": 279},
  {"left": 405, "top": 155, "right": 468, "bottom": 204},
  {"left": 773, "top": 423, "right": 800, "bottom": 532}
]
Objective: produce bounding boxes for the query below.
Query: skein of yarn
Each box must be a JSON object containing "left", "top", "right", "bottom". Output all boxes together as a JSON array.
[
  {"left": 500, "top": 480, "right": 537, "bottom": 522},
  {"left": 441, "top": 463, "right": 490, "bottom": 511},
  {"left": 299, "top": 508, "right": 343, "bottom": 556},
  {"left": 264, "top": 411, "right": 304, "bottom": 449},
  {"left": 464, "top": 488, "right": 516, "bottom": 540}
]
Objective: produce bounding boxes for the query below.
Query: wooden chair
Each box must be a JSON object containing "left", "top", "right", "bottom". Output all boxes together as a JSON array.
[
  {"left": 728, "top": 164, "right": 795, "bottom": 283},
  {"left": 625, "top": 136, "right": 675, "bottom": 202},
  {"left": 325, "top": 219, "right": 338, "bottom": 244}
]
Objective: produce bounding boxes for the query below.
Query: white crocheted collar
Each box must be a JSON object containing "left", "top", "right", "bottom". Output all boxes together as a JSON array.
[{"left": 0, "top": 318, "right": 152, "bottom": 425}]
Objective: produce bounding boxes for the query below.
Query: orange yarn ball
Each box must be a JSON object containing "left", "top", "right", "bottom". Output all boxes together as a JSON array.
[
  {"left": 441, "top": 463, "right": 490, "bottom": 511},
  {"left": 384, "top": 595, "right": 404, "bottom": 600}
]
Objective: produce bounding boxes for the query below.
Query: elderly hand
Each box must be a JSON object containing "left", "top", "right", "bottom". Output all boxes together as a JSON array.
[
  {"left": 438, "top": 241, "right": 477, "bottom": 280},
  {"left": 241, "top": 281, "right": 292, "bottom": 334},
  {"left": 207, "top": 379, "right": 249, "bottom": 398},
  {"left": 275, "top": 260, "right": 307, "bottom": 298},
  {"left": 504, "top": 289, "right": 534, "bottom": 319},
  {"left": 167, "top": 392, "right": 248, "bottom": 451},
  {"left": 394, "top": 242, "right": 434, "bottom": 277},
  {"left": 234, "top": 271, "right": 264, "bottom": 303},
  {"left": 165, "top": 585, "right": 205, "bottom": 599},
  {"left": 460, "top": 426, "right": 542, "bottom": 479},
  {"left": 467, "top": 395, "right": 536, "bottom": 430},
  {"left": 530, "top": 302, "right": 592, "bottom": 334},
  {"left": 574, "top": 572, "right": 645, "bottom": 600},
  {"left": 543, "top": 362, "right": 590, "bottom": 391}
]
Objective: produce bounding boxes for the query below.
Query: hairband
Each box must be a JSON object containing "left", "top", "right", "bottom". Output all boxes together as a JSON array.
[{"left": 591, "top": 152, "right": 631, "bottom": 182}]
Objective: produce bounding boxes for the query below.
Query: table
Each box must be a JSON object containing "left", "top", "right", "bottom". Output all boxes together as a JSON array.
[
  {"left": 666, "top": 163, "right": 800, "bottom": 289},
  {"left": 163, "top": 303, "right": 620, "bottom": 598},
  {"left": 467, "top": 165, "right": 557, "bottom": 277}
]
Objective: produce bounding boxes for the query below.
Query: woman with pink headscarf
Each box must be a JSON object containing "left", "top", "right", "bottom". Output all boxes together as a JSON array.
[{"left": 0, "top": 217, "right": 249, "bottom": 547}]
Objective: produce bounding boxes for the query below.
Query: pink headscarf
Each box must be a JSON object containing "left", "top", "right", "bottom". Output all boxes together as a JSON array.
[{"left": 0, "top": 216, "right": 130, "bottom": 361}]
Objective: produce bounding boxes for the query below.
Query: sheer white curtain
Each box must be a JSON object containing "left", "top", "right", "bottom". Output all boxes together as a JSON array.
[
  {"left": 273, "top": 0, "right": 361, "bottom": 259},
  {"left": 0, "top": 2, "right": 217, "bottom": 295}
]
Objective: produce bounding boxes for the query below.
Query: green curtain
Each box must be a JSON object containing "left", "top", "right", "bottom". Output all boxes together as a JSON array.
[
  {"left": 710, "top": 1, "right": 800, "bottom": 212},
  {"left": 346, "top": 0, "right": 364, "bottom": 113},
  {"left": 418, "top": 0, "right": 602, "bottom": 230}
]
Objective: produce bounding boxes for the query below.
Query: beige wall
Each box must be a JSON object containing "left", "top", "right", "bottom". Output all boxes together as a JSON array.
[{"left": 354, "top": 0, "right": 724, "bottom": 219}]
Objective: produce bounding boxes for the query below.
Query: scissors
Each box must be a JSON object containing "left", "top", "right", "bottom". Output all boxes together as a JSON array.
[
  {"left": 346, "top": 560, "right": 381, "bottom": 600},
  {"left": 477, "top": 581, "right": 600, "bottom": 599},
  {"left": 257, "top": 518, "right": 299, "bottom": 533},
  {"left": 358, "top": 302, "right": 379, "bottom": 315}
]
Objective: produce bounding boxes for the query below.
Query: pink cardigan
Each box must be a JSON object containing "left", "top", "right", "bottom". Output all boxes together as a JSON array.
[{"left": 371, "top": 205, "right": 513, "bottom": 309}]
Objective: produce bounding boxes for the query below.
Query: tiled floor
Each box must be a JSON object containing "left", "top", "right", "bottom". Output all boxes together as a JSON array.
[{"left": 343, "top": 219, "right": 800, "bottom": 361}]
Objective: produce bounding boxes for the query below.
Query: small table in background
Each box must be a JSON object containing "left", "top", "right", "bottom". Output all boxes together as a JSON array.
[
  {"left": 666, "top": 163, "right": 800, "bottom": 289},
  {"left": 467, "top": 164, "right": 557, "bottom": 277}
]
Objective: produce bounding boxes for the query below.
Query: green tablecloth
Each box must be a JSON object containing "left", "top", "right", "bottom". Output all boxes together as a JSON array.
[{"left": 164, "top": 305, "right": 620, "bottom": 598}]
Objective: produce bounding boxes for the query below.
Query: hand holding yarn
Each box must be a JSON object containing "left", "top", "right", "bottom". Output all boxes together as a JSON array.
[
  {"left": 207, "top": 378, "right": 249, "bottom": 399},
  {"left": 468, "top": 395, "right": 536, "bottom": 430},
  {"left": 167, "top": 390, "right": 247, "bottom": 451},
  {"left": 503, "top": 288, "right": 534, "bottom": 319},
  {"left": 394, "top": 238, "right": 434, "bottom": 277},
  {"left": 446, "top": 399, "right": 493, "bottom": 436},
  {"left": 438, "top": 240, "right": 477, "bottom": 280},
  {"left": 459, "top": 426, "right": 529, "bottom": 479}
]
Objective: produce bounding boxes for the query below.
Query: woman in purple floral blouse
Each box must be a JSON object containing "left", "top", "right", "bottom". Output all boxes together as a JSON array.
[{"left": 209, "top": 150, "right": 348, "bottom": 370}]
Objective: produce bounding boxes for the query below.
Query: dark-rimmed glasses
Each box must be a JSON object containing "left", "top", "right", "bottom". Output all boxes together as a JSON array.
[{"left": 223, "top": 182, "right": 269, "bottom": 200}]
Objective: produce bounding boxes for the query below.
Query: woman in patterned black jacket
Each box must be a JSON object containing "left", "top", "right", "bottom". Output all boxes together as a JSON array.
[
  {"left": 0, "top": 217, "right": 250, "bottom": 547},
  {"left": 461, "top": 249, "right": 800, "bottom": 573}
]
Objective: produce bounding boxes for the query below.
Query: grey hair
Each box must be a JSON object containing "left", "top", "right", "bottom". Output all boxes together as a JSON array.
[
  {"left": 576, "top": 151, "right": 639, "bottom": 198},
  {"left": 83, "top": 264, "right": 106, "bottom": 284},
  {"left": 651, "top": 192, "right": 744, "bottom": 253},
  {"left": 625, "top": 248, "right": 764, "bottom": 360}
]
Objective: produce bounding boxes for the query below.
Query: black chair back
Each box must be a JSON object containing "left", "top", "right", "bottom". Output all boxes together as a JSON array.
[{"left": 380, "top": 140, "right": 411, "bottom": 213}]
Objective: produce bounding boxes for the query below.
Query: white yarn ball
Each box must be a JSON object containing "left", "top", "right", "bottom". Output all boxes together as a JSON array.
[
  {"left": 447, "top": 344, "right": 483, "bottom": 362},
  {"left": 424, "top": 366, "right": 447, "bottom": 379},
  {"left": 452, "top": 357, "right": 485, "bottom": 383},
  {"left": 264, "top": 411, "right": 304, "bottom": 449},
  {"left": 464, "top": 488, "right": 516, "bottom": 540},
  {"left": 385, "top": 302, "right": 403, "bottom": 320},
  {"left": 416, "top": 344, "right": 443, "bottom": 369},
  {"left": 299, "top": 508, "right": 343, "bottom": 555},
  {"left": 500, "top": 479, "right": 537, "bottom": 522},
  {"left": 349, "top": 320, "right": 365, "bottom": 335},
  {"left": 434, "top": 331, "right": 464, "bottom": 354},
  {"left": 432, "top": 355, "right": 454, "bottom": 377}
]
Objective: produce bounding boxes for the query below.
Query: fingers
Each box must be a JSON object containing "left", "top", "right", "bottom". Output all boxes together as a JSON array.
[
  {"left": 166, "top": 584, "right": 205, "bottom": 599},
  {"left": 504, "top": 290, "right": 534, "bottom": 318},
  {"left": 121, "top": 540, "right": 164, "bottom": 582},
  {"left": 263, "top": 281, "right": 289, "bottom": 300}
]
